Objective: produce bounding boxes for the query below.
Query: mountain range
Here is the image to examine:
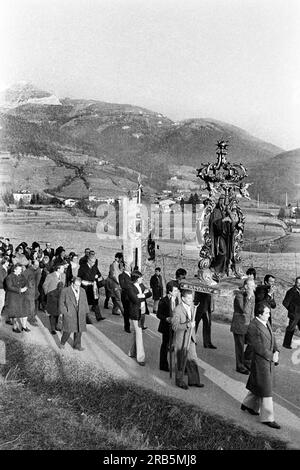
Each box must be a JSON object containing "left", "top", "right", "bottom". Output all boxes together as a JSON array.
[{"left": 0, "top": 82, "right": 298, "bottom": 204}]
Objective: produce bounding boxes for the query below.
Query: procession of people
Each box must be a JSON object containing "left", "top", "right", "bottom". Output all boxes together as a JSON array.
[{"left": 0, "top": 235, "right": 299, "bottom": 432}]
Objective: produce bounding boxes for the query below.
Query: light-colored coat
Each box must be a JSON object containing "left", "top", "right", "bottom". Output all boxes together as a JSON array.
[
  {"left": 246, "top": 318, "right": 279, "bottom": 397},
  {"left": 171, "top": 302, "right": 197, "bottom": 352},
  {"left": 59, "top": 286, "right": 89, "bottom": 333}
]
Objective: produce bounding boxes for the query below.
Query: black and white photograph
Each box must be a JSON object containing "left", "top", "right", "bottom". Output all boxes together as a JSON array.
[{"left": 0, "top": 0, "right": 299, "bottom": 455}]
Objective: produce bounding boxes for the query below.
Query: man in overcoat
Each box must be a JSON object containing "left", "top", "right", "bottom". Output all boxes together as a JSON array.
[
  {"left": 59, "top": 276, "right": 89, "bottom": 351},
  {"left": 43, "top": 264, "right": 65, "bottom": 334},
  {"left": 171, "top": 290, "right": 204, "bottom": 389},
  {"left": 157, "top": 280, "right": 179, "bottom": 371},
  {"left": 282, "top": 276, "right": 300, "bottom": 349},
  {"left": 241, "top": 303, "right": 280, "bottom": 429},
  {"left": 230, "top": 278, "right": 256, "bottom": 374}
]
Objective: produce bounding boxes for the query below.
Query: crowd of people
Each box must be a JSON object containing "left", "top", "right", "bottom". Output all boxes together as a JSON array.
[{"left": 0, "top": 236, "right": 299, "bottom": 431}]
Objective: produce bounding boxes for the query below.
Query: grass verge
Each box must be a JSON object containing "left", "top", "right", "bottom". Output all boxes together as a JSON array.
[{"left": 0, "top": 331, "right": 287, "bottom": 450}]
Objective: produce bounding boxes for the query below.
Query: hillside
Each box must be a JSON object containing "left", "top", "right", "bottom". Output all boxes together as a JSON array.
[
  {"left": 0, "top": 82, "right": 285, "bottom": 199},
  {"left": 247, "top": 149, "right": 300, "bottom": 204}
]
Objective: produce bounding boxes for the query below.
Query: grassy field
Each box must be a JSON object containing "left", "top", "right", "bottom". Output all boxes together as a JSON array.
[{"left": 0, "top": 331, "right": 287, "bottom": 450}]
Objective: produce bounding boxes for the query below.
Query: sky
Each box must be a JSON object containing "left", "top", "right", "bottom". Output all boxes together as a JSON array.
[{"left": 0, "top": 0, "right": 299, "bottom": 150}]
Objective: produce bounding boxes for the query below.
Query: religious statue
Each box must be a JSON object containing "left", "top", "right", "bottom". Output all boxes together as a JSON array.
[{"left": 196, "top": 141, "right": 249, "bottom": 282}]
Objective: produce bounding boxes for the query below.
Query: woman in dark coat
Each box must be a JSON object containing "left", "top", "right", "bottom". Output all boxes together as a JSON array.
[
  {"left": 241, "top": 303, "right": 280, "bottom": 429},
  {"left": 4, "top": 263, "right": 31, "bottom": 333}
]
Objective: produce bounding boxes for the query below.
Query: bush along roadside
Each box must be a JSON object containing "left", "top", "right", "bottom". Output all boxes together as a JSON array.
[{"left": 0, "top": 331, "right": 287, "bottom": 450}]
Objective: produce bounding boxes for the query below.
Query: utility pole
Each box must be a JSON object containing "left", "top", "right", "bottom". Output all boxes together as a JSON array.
[
  {"left": 257, "top": 193, "right": 260, "bottom": 208},
  {"left": 285, "top": 192, "right": 288, "bottom": 207}
]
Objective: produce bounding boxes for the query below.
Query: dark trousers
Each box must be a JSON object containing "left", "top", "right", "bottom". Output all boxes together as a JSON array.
[
  {"left": 121, "top": 296, "right": 131, "bottom": 330},
  {"left": 50, "top": 315, "right": 59, "bottom": 331},
  {"left": 104, "top": 286, "right": 110, "bottom": 309},
  {"left": 283, "top": 317, "right": 300, "bottom": 347},
  {"left": 175, "top": 342, "right": 201, "bottom": 386},
  {"left": 233, "top": 333, "right": 253, "bottom": 370},
  {"left": 61, "top": 331, "right": 82, "bottom": 349},
  {"left": 90, "top": 303, "right": 104, "bottom": 320},
  {"left": 195, "top": 309, "right": 212, "bottom": 347},
  {"left": 159, "top": 330, "right": 170, "bottom": 370},
  {"left": 112, "top": 288, "right": 124, "bottom": 315}
]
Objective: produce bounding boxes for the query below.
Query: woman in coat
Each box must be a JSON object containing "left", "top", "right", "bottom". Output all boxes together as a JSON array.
[
  {"left": 4, "top": 263, "right": 30, "bottom": 333},
  {"left": 241, "top": 303, "right": 280, "bottom": 429},
  {"left": 127, "top": 271, "right": 151, "bottom": 366},
  {"left": 59, "top": 277, "right": 89, "bottom": 350}
]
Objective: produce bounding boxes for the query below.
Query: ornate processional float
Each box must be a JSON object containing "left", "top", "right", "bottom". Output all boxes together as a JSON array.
[{"left": 181, "top": 140, "right": 252, "bottom": 295}]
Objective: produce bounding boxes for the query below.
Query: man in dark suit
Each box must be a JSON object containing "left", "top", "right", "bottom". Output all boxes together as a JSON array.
[
  {"left": 119, "top": 262, "right": 132, "bottom": 333},
  {"left": 59, "top": 276, "right": 89, "bottom": 351},
  {"left": 78, "top": 255, "right": 105, "bottom": 322},
  {"left": 79, "top": 248, "right": 91, "bottom": 266},
  {"left": 194, "top": 292, "right": 216, "bottom": 349},
  {"left": 150, "top": 267, "right": 164, "bottom": 313},
  {"left": 282, "top": 276, "right": 300, "bottom": 349},
  {"left": 255, "top": 274, "right": 276, "bottom": 325},
  {"left": 43, "top": 242, "right": 55, "bottom": 261},
  {"left": 157, "top": 280, "right": 179, "bottom": 371},
  {"left": 230, "top": 279, "right": 256, "bottom": 374},
  {"left": 241, "top": 303, "right": 280, "bottom": 429}
]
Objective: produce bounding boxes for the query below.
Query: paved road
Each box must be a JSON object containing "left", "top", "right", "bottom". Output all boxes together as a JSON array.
[{"left": 96, "top": 305, "right": 300, "bottom": 421}]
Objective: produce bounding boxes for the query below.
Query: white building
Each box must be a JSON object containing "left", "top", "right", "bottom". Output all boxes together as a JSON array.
[
  {"left": 64, "top": 198, "right": 77, "bottom": 207},
  {"left": 13, "top": 191, "right": 32, "bottom": 204}
]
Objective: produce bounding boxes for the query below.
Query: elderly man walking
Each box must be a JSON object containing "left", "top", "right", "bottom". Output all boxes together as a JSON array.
[
  {"left": 241, "top": 303, "right": 280, "bottom": 429},
  {"left": 59, "top": 277, "right": 89, "bottom": 351},
  {"left": 171, "top": 289, "right": 204, "bottom": 390}
]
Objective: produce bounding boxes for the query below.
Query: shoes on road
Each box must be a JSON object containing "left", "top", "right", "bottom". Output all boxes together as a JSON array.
[
  {"left": 124, "top": 328, "right": 131, "bottom": 333},
  {"left": 112, "top": 312, "right": 121, "bottom": 316},
  {"left": 236, "top": 368, "right": 250, "bottom": 375},
  {"left": 241, "top": 404, "right": 259, "bottom": 416},
  {"left": 137, "top": 361, "right": 145, "bottom": 366},
  {"left": 176, "top": 382, "right": 188, "bottom": 390},
  {"left": 262, "top": 421, "right": 281, "bottom": 429},
  {"left": 6, "top": 319, "right": 13, "bottom": 325},
  {"left": 22, "top": 327, "right": 31, "bottom": 333},
  {"left": 282, "top": 344, "right": 292, "bottom": 349},
  {"left": 51, "top": 330, "right": 57, "bottom": 335},
  {"left": 204, "top": 344, "right": 217, "bottom": 349},
  {"left": 55, "top": 327, "right": 61, "bottom": 332},
  {"left": 74, "top": 347, "right": 85, "bottom": 351},
  {"left": 160, "top": 366, "right": 170, "bottom": 372},
  {"left": 142, "top": 327, "right": 148, "bottom": 330},
  {"left": 97, "top": 317, "right": 106, "bottom": 321},
  {"left": 189, "top": 383, "right": 205, "bottom": 388}
]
